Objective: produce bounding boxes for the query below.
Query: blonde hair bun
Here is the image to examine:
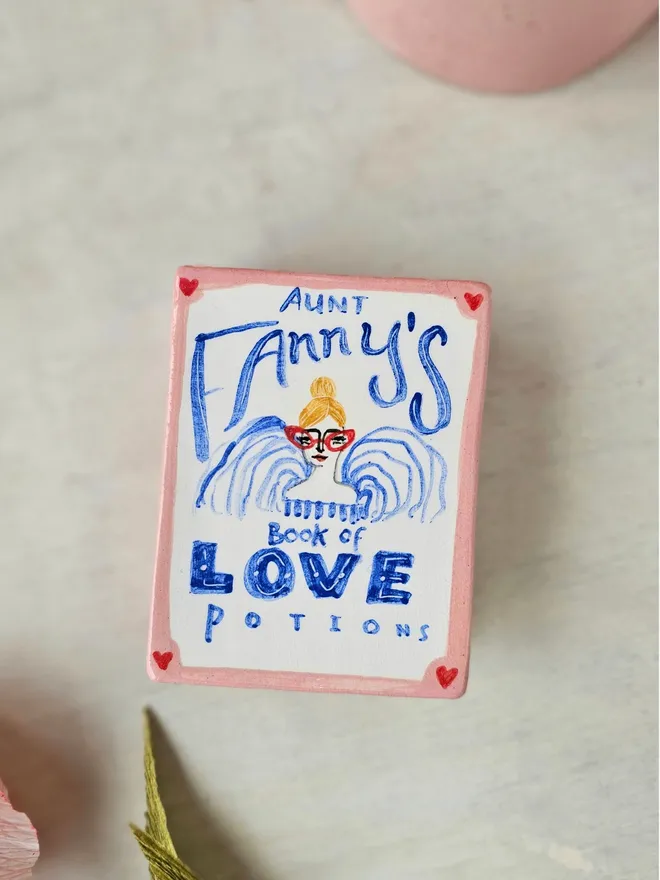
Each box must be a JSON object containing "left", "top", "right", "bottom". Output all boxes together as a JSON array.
[
  {"left": 299, "top": 376, "right": 346, "bottom": 429},
  {"left": 310, "top": 376, "right": 337, "bottom": 399}
]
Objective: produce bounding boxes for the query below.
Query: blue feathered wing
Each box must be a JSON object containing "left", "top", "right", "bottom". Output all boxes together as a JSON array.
[{"left": 196, "top": 418, "right": 446, "bottom": 523}]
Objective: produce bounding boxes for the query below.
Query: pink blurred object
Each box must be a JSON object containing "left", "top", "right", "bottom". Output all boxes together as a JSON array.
[
  {"left": 347, "top": 0, "right": 658, "bottom": 92},
  {"left": 0, "top": 782, "right": 39, "bottom": 880}
]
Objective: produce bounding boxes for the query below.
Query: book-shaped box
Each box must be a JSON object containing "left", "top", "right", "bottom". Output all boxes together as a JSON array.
[{"left": 149, "top": 268, "right": 490, "bottom": 698}]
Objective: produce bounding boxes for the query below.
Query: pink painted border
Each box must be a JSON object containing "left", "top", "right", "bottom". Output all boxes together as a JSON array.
[{"left": 148, "top": 268, "right": 491, "bottom": 698}]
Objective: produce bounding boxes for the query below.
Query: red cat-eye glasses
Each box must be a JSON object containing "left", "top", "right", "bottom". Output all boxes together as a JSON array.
[{"left": 284, "top": 426, "right": 356, "bottom": 453}]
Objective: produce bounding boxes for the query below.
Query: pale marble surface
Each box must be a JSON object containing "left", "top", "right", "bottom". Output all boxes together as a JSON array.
[{"left": 0, "top": 3, "right": 657, "bottom": 879}]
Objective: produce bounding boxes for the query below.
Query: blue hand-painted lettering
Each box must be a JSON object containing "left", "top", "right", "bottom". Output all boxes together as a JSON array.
[
  {"left": 409, "top": 325, "right": 451, "bottom": 434},
  {"left": 305, "top": 293, "right": 323, "bottom": 314},
  {"left": 227, "top": 329, "right": 287, "bottom": 430},
  {"left": 289, "top": 331, "right": 320, "bottom": 364},
  {"left": 190, "top": 321, "right": 278, "bottom": 461},
  {"left": 191, "top": 311, "right": 453, "bottom": 474},
  {"left": 361, "top": 321, "right": 407, "bottom": 407},
  {"left": 366, "top": 551, "right": 414, "bottom": 605},
  {"left": 190, "top": 541, "right": 234, "bottom": 594},
  {"left": 244, "top": 548, "right": 294, "bottom": 600},
  {"left": 204, "top": 604, "right": 225, "bottom": 642},
  {"left": 299, "top": 552, "right": 361, "bottom": 598},
  {"left": 319, "top": 327, "right": 351, "bottom": 358},
  {"left": 268, "top": 522, "right": 327, "bottom": 547},
  {"left": 289, "top": 612, "right": 306, "bottom": 631},
  {"left": 328, "top": 296, "right": 347, "bottom": 313}
]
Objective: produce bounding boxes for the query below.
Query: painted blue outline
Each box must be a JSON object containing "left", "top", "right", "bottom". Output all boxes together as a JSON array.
[
  {"left": 226, "top": 329, "right": 287, "bottom": 430},
  {"left": 341, "top": 427, "right": 446, "bottom": 523},
  {"left": 279, "top": 287, "right": 301, "bottom": 312},
  {"left": 190, "top": 321, "right": 278, "bottom": 461},
  {"left": 305, "top": 293, "right": 323, "bottom": 314},
  {"left": 319, "top": 327, "right": 351, "bottom": 358},
  {"left": 360, "top": 321, "right": 407, "bottom": 407},
  {"left": 328, "top": 296, "right": 347, "bottom": 314},
  {"left": 196, "top": 419, "right": 446, "bottom": 523},
  {"left": 289, "top": 332, "right": 320, "bottom": 364},
  {"left": 409, "top": 325, "right": 452, "bottom": 434}
]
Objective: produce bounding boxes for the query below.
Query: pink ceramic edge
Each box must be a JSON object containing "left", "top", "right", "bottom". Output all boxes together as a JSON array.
[
  {"left": 347, "top": 1, "right": 658, "bottom": 95},
  {"left": 148, "top": 267, "right": 491, "bottom": 699}
]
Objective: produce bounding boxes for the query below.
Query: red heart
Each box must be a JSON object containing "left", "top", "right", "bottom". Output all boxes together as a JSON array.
[
  {"left": 179, "top": 277, "right": 199, "bottom": 297},
  {"left": 153, "top": 651, "right": 173, "bottom": 671},
  {"left": 464, "top": 292, "right": 483, "bottom": 311},
  {"left": 436, "top": 665, "right": 459, "bottom": 689}
]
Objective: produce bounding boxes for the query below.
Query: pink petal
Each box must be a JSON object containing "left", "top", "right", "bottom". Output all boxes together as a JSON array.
[{"left": 0, "top": 780, "right": 39, "bottom": 880}]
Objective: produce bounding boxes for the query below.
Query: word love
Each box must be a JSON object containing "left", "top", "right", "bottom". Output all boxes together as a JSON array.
[
  {"left": 190, "top": 540, "right": 414, "bottom": 604},
  {"left": 203, "top": 606, "right": 431, "bottom": 643},
  {"left": 190, "top": 287, "right": 452, "bottom": 461}
]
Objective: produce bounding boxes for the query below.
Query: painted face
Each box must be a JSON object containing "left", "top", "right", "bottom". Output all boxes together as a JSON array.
[{"left": 285, "top": 418, "right": 356, "bottom": 468}]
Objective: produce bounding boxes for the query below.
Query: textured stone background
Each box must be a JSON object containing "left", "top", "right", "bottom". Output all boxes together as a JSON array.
[{"left": 0, "top": 3, "right": 656, "bottom": 878}]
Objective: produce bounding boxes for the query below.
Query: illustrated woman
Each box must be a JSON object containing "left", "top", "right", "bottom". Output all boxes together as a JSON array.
[{"left": 284, "top": 377, "right": 357, "bottom": 503}]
